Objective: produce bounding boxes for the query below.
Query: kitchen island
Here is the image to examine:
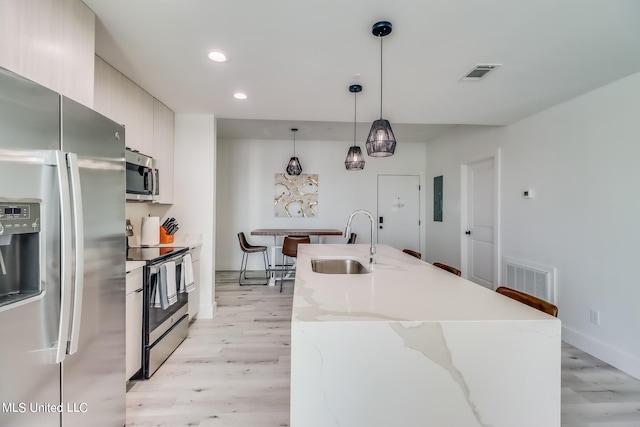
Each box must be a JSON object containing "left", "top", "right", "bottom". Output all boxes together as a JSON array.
[{"left": 291, "top": 244, "right": 560, "bottom": 427}]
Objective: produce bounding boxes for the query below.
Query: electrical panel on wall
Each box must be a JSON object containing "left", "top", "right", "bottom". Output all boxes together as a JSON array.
[{"left": 434, "top": 175, "right": 443, "bottom": 222}]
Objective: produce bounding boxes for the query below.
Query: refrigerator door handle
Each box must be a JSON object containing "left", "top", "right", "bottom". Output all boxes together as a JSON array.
[
  {"left": 54, "top": 151, "right": 73, "bottom": 363},
  {"left": 67, "top": 152, "right": 84, "bottom": 355}
]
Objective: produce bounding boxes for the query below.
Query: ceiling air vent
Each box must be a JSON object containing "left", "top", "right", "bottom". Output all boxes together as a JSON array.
[{"left": 461, "top": 64, "right": 502, "bottom": 81}]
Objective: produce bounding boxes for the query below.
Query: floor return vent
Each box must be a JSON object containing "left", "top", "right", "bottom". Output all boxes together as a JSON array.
[{"left": 502, "top": 257, "right": 556, "bottom": 304}]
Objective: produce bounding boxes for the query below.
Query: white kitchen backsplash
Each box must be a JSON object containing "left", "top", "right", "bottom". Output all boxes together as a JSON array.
[{"left": 125, "top": 202, "right": 151, "bottom": 237}]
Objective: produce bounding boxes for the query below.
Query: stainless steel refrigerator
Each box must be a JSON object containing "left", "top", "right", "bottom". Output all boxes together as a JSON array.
[{"left": 0, "top": 67, "right": 126, "bottom": 426}]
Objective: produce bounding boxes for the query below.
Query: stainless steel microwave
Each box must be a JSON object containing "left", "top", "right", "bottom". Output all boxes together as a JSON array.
[{"left": 125, "top": 149, "right": 158, "bottom": 201}]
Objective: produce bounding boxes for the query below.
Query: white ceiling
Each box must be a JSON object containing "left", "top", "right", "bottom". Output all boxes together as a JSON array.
[{"left": 83, "top": 0, "right": 640, "bottom": 141}]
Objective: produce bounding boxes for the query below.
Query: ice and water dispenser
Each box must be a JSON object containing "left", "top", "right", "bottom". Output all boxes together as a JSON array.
[{"left": 0, "top": 200, "right": 41, "bottom": 308}]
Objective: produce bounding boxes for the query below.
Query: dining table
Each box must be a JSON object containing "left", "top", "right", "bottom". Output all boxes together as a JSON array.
[{"left": 251, "top": 228, "right": 344, "bottom": 286}]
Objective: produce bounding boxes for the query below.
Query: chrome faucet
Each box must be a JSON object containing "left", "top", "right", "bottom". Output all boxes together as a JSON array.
[{"left": 345, "top": 209, "right": 376, "bottom": 264}]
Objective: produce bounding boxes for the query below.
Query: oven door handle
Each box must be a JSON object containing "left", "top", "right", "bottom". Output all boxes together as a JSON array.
[{"left": 148, "top": 254, "right": 186, "bottom": 274}]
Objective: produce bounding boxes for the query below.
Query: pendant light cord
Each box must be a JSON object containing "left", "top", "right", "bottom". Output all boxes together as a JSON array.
[
  {"left": 353, "top": 89, "right": 357, "bottom": 147},
  {"left": 380, "top": 36, "right": 383, "bottom": 119}
]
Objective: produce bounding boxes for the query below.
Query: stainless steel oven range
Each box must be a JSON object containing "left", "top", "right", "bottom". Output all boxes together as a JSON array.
[{"left": 127, "top": 246, "right": 189, "bottom": 378}]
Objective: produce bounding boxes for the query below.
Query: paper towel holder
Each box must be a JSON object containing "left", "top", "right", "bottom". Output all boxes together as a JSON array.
[{"left": 140, "top": 216, "right": 160, "bottom": 246}]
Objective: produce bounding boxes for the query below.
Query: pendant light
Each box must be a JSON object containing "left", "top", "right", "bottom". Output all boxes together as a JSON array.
[
  {"left": 345, "top": 84, "right": 365, "bottom": 171},
  {"left": 285, "top": 128, "right": 302, "bottom": 176},
  {"left": 365, "top": 20, "right": 396, "bottom": 157}
]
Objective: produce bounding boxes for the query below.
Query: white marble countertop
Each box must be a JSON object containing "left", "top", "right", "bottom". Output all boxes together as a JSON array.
[
  {"left": 293, "top": 243, "right": 557, "bottom": 323},
  {"left": 291, "top": 243, "right": 561, "bottom": 426}
]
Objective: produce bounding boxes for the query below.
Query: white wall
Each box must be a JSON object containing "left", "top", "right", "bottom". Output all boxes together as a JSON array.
[
  {"left": 425, "top": 72, "right": 640, "bottom": 379},
  {"left": 126, "top": 202, "right": 152, "bottom": 233},
  {"left": 216, "top": 137, "right": 429, "bottom": 271},
  {"left": 156, "top": 114, "right": 217, "bottom": 318},
  {"left": 424, "top": 125, "right": 503, "bottom": 268}
]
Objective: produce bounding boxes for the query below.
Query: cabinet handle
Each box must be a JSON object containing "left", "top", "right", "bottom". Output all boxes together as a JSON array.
[{"left": 135, "top": 288, "right": 143, "bottom": 293}]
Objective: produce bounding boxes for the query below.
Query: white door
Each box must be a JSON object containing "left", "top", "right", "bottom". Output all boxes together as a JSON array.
[
  {"left": 377, "top": 175, "right": 420, "bottom": 252},
  {"left": 464, "top": 157, "right": 495, "bottom": 289}
]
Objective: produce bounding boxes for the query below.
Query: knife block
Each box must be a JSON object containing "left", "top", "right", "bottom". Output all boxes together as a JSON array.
[{"left": 159, "top": 226, "right": 174, "bottom": 244}]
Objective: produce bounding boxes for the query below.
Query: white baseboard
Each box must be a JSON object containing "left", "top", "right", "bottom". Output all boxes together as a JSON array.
[
  {"left": 198, "top": 301, "right": 217, "bottom": 319},
  {"left": 563, "top": 325, "right": 640, "bottom": 380}
]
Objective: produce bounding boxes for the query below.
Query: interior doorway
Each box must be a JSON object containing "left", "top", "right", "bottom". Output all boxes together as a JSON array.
[
  {"left": 377, "top": 175, "right": 421, "bottom": 252},
  {"left": 461, "top": 152, "right": 500, "bottom": 289}
]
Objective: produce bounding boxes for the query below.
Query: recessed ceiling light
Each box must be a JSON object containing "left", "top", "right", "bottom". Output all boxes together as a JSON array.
[
  {"left": 233, "top": 93, "right": 247, "bottom": 100},
  {"left": 208, "top": 51, "right": 227, "bottom": 62}
]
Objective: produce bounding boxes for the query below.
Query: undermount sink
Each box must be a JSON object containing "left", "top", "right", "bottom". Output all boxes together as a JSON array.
[{"left": 310, "top": 258, "right": 370, "bottom": 274}]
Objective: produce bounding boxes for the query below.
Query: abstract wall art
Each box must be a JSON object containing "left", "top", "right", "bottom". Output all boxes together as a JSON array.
[{"left": 274, "top": 173, "right": 318, "bottom": 217}]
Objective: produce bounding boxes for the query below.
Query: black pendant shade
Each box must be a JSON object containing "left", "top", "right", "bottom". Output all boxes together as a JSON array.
[
  {"left": 286, "top": 156, "right": 302, "bottom": 175},
  {"left": 365, "top": 119, "right": 396, "bottom": 157},
  {"left": 345, "top": 84, "right": 365, "bottom": 170},
  {"left": 366, "top": 20, "right": 396, "bottom": 157},
  {"left": 286, "top": 128, "right": 302, "bottom": 175},
  {"left": 345, "top": 146, "right": 365, "bottom": 170}
]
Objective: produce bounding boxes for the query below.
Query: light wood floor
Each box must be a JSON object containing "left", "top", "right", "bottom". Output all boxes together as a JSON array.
[{"left": 125, "top": 271, "right": 640, "bottom": 427}]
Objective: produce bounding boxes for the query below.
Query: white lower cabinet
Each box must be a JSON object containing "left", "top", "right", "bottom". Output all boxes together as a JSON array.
[
  {"left": 188, "top": 246, "right": 201, "bottom": 321},
  {"left": 125, "top": 267, "right": 144, "bottom": 381}
]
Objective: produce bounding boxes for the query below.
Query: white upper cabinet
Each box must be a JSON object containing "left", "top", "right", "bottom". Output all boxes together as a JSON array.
[
  {"left": 94, "top": 56, "right": 154, "bottom": 157},
  {"left": 95, "top": 56, "right": 175, "bottom": 204},
  {"left": 0, "top": 0, "right": 95, "bottom": 107},
  {"left": 153, "top": 99, "right": 175, "bottom": 204}
]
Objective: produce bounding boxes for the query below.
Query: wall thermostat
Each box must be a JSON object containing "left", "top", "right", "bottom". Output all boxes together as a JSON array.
[{"left": 523, "top": 189, "right": 535, "bottom": 199}]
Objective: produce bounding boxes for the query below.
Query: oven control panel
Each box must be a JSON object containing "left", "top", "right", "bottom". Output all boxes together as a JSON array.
[{"left": 0, "top": 202, "right": 40, "bottom": 235}]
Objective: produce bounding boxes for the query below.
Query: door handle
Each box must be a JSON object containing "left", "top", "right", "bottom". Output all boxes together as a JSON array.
[
  {"left": 54, "top": 151, "right": 73, "bottom": 363},
  {"left": 67, "top": 152, "right": 84, "bottom": 355},
  {"left": 151, "top": 167, "right": 158, "bottom": 200},
  {"left": 144, "top": 169, "right": 151, "bottom": 192},
  {"left": 465, "top": 230, "right": 471, "bottom": 235}
]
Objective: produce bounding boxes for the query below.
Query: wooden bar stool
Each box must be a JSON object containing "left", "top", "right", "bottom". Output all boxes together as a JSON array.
[
  {"left": 402, "top": 249, "right": 421, "bottom": 259},
  {"left": 433, "top": 262, "right": 462, "bottom": 276},
  {"left": 237, "top": 232, "right": 269, "bottom": 286},
  {"left": 280, "top": 235, "right": 310, "bottom": 292},
  {"left": 496, "top": 286, "right": 558, "bottom": 317}
]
